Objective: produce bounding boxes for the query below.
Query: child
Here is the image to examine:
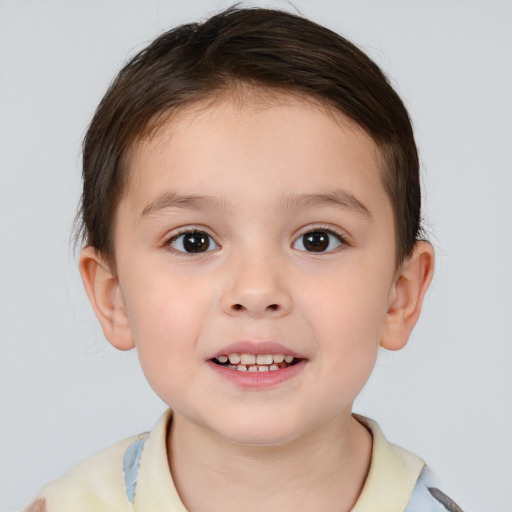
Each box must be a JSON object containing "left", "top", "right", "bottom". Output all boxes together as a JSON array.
[{"left": 24, "top": 6, "right": 462, "bottom": 512}]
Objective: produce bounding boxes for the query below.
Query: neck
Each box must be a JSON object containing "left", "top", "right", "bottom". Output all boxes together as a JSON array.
[{"left": 167, "top": 412, "right": 372, "bottom": 512}]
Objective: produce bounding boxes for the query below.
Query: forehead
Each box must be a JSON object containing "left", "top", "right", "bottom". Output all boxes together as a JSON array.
[{"left": 122, "top": 92, "right": 387, "bottom": 219}]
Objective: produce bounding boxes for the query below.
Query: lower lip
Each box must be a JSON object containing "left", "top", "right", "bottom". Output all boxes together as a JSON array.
[{"left": 206, "top": 359, "right": 307, "bottom": 389}]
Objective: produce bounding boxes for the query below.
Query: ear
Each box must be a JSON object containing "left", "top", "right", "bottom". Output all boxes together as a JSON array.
[
  {"left": 380, "top": 241, "right": 435, "bottom": 351},
  {"left": 79, "top": 246, "right": 135, "bottom": 351}
]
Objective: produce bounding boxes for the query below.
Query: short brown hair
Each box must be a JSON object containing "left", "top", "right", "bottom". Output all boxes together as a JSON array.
[{"left": 77, "top": 6, "right": 423, "bottom": 267}]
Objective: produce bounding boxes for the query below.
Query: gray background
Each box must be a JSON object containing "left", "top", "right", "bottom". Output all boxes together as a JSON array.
[{"left": 1, "top": 1, "right": 511, "bottom": 511}]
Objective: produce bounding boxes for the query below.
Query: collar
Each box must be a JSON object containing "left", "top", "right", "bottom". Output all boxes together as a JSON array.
[
  {"left": 133, "top": 410, "right": 424, "bottom": 512},
  {"left": 351, "top": 414, "right": 425, "bottom": 511}
]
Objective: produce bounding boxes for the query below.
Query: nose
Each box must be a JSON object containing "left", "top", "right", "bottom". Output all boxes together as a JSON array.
[{"left": 220, "top": 253, "right": 292, "bottom": 318}]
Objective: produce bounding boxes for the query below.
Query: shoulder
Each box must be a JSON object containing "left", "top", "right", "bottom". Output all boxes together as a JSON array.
[
  {"left": 23, "top": 433, "right": 149, "bottom": 512},
  {"left": 405, "top": 466, "right": 465, "bottom": 512},
  {"left": 352, "top": 415, "right": 465, "bottom": 512}
]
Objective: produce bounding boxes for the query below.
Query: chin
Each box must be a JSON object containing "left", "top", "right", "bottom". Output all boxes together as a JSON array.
[
  {"left": 216, "top": 416, "right": 304, "bottom": 448},
  {"left": 223, "top": 431, "right": 298, "bottom": 448}
]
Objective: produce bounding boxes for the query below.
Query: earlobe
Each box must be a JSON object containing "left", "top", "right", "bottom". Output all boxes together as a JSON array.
[
  {"left": 380, "top": 241, "right": 435, "bottom": 351},
  {"left": 79, "top": 247, "right": 135, "bottom": 351}
]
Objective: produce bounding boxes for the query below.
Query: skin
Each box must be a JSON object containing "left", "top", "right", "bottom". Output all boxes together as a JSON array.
[{"left": 80, "top": 93, "right": 434, "bottom": 512}]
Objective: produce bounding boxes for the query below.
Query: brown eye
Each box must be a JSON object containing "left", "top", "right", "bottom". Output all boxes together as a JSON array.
[
  {"left": 169, "top": 231, "right": 218, "bottom": 253},
  {"left": 293, "top": 230, "right": 343, "bottom": 253}
]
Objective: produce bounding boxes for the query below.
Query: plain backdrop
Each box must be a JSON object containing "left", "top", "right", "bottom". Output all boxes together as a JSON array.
[{"left": 1, "top": 1, "right": 511, "bottom": 511}]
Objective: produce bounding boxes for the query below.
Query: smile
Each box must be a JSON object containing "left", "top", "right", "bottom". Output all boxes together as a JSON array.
[{"left": 212, "top": 353, "right": 300, "bottom": 372}]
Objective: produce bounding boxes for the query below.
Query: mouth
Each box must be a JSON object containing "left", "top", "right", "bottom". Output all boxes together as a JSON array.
[{"left": 210, "top": 352, "right": 302, "bottom": 372}]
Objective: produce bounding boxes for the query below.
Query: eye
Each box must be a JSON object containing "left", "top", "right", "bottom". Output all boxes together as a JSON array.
[
  {"left": 167, "top": 230, "right": 219, "bottom": 254},
  {"left": 293, "top": 229, "right": 345, "bottom": 253}
]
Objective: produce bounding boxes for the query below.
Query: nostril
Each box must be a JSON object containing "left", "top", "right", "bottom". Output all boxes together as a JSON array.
[{"left": 228, "top": 303, "right": 284, "bottom": 315}]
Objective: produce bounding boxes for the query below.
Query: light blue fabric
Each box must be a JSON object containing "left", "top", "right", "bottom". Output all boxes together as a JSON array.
[
  {"left": 405, "top": 466, "right": 464, "bottom": 512},
  {"left": 122, "top": 434, "right": 149, "bottom": 504}
]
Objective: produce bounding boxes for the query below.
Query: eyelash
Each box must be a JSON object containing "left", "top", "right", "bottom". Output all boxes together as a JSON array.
[
  {"left": 293, "top": 225, "right": 348, "bottom": 253},
  {"left": 164, "top": 228, "right": 219, "bottom": 256},
  {"left": 163, "top": 225, "right": 348, "bottom": 255}
]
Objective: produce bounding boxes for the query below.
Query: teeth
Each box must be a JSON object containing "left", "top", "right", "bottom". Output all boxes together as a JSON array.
[
  {"left": 217, "top": 353, "right": 298, "bottom": 369},
  {"left": 240, "top": 353, "right": 256, "bottom": 365},
  {"left": 256, "top": 354, "right": 273, "bottom": 365},
  {"left": 228, "top": 353, "right": 241, "bottom": 364},
  {"left": 224, "top": 363, "right": 288, "bottom": 372}
]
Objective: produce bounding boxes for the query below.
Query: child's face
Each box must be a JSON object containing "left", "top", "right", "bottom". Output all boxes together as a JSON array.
[{"left": 107, "top": 94, "right": 400, "bottom": 445}]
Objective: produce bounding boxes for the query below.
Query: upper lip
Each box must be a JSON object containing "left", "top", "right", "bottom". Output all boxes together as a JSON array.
[{"left": 208, "top": 341, "right": 305, "bottom": 360}]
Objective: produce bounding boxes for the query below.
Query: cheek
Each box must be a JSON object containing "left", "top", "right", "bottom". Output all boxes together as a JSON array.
[
  {"left": 122, "top": 271, "right": 214, "bottom": 390},
  {"left": 125, "top": 264, "right": 211, "bottom": 337},
  {"left": 301, "top": 259, "right": 393, "bottom": 380},
  {"left": 306, "top": 265, "right": 391, "bottom": 339}
]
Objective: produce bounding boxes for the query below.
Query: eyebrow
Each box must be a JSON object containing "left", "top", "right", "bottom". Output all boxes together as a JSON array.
[
  {"left": 277, "top": 190, "right": 372, "bottom": 219},
  {"left": 141, "top": 192, "right": 232, "bottom": 217},
  {"left": 140, "top": 189, "right": 371, "bottom": 219}
]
